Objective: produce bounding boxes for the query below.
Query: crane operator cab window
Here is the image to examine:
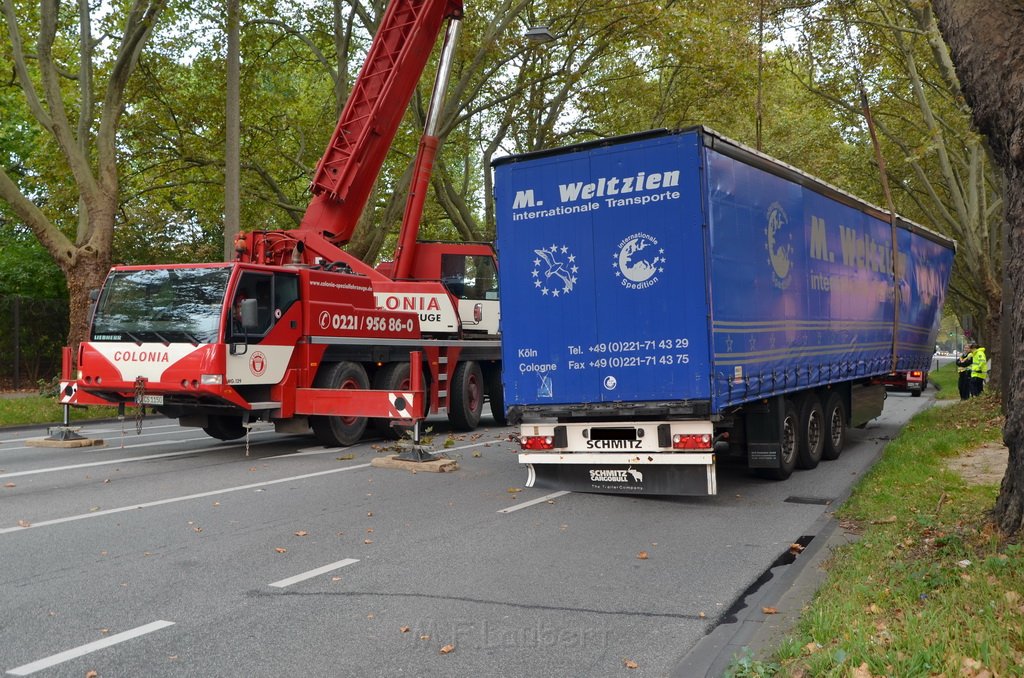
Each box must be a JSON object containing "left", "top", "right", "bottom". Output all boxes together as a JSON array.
[
  {"left": 441, "top": 254, "right": 500, "bottom": 335},
  {"left": 229, "top": 271, "right": 299, "bottom": 343},
  {"left": 441, "top": 254, "right": 499, "bottom": 301}
]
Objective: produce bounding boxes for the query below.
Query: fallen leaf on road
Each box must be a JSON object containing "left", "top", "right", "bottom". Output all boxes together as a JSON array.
[
  {"left": 420, "top": 635, "right": 430, "bottom": 641},
  {"left": 364, "top": 539, "right": 373, "bottom": 544},
  {"left": 789, "top": 543, "right": 805, "bottom": 554},
  {"left": 507, "top": 487, "right": 522, "bottom": 493},
  {"left": 336, "top": 454, "right": 355, "bottom": 460},
  {"left": 636, "top": 551, "right": 649, "bottom": 560},
  {"left": 86, "top": 671, "right": 98, "bottom": 678},
  {"left": 4, "top": 482, "right": 15, "bottom": 488},
  {"left": 762, "top": 607, "right": 778, "bottom": 615},
  {"left": 366, "top": 528, "right": 374, "bottom": 533},
  {"left": 367, "top": 512, "right": 373, "bottom": 517},
  {"left": 17, "top": 520, "right": 30, "bottom": 528},
  {"left": 275, "top": 547, "right": 287, "bottom": 553},
  {"left": 624, "top": 659, "right": 638, "bottom": 669},
  {"left": 294, "top": 531, "right": 309, "bottom": 537},
  {"left": 400, "top": 626, "right": 410, "bottom": 633},
  {"left": 439, "top": 644, "right": 455, "bottom": 654}
]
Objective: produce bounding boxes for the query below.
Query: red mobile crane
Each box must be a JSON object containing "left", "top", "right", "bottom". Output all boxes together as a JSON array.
[{"left": 67, "top": 0, "right": 503, "bottom": 445}]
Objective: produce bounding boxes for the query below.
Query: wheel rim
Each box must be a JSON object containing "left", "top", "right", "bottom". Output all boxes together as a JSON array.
[
  {"left": 466, "top": 372, "right": 482, "bottom": 412},
  {"left": 339, "top": 376, "right": 360, "bottom": 425},
  {"left": 807, "top": 409, "right": 823, "bottom": 452},
  {"left": 829, "top": 407, "right": 843, "bottom": 448},
  {"left": 782, "top": 415, "right": 797, "bottom": 464}
]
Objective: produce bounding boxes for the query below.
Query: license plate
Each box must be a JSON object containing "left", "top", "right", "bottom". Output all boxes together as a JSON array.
[{"left": 140, "top": 394, "right": 164, "bottom": 405}]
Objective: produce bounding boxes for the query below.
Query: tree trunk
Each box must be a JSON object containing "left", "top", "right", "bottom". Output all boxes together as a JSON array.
[
  {"left": 64, "top": 250, "right": 111, "bottom": 356},
  {"left": 930, "top": 0, "right": 1024, "bottom": 535}
]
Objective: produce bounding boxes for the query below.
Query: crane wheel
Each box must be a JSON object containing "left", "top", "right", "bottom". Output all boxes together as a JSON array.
[
  {"left": 203, "top": 415, "right": 246, "bottom": 441},
  {"left": 310, "top": 361, "right": 369, "bottom": 446},
  {"left": 448, "top": 360, "right": 483, "bottom": 431}
]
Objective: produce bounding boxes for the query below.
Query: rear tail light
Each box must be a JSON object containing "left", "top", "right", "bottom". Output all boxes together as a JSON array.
[
  {"left": 522, "top": 435, "right": 555, "bottom": 450},
  {"left": 910, "top": 371, "right": 923, "bottom": 379},
  {"left": 672, "top": 433, "right": 712, "bottom": 450}
]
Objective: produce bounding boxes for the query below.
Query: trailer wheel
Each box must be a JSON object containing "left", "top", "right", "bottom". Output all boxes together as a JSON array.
[
  {"left": 372, "top": 362, "right": 426, "bottom": 440},
  {"left": 796, "top": 394, "right": 824, "bottom": 469},
  {"left": 310, "top": 361, "right": 369, "bottom": 446},
  {"left": 759, "top": 399, "right": 799, "bottom": 480},
  {"left": 822, "top": 391, "right": 847, "bottom": 460},
  {"left": 448, "top": 360, "right": 484, "bottom": 431},
  {"left": 203, "top": 414, "right": 246, "bottom": 441},
  {"left": 485, "top": 368, "right": 507, "bottom": 426}
]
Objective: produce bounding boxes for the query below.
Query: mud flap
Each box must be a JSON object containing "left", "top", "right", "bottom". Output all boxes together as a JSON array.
[
  {"left": 521, "top": 453, "right": 716, "bottom": 496},
  {"left": 745, "top": 396, "right": 783, "bottom": 469}
]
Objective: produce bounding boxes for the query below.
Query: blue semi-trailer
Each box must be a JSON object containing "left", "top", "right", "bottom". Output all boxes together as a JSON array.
[{"left": 493, "top": 127, "right": 955, "bottom": 496}]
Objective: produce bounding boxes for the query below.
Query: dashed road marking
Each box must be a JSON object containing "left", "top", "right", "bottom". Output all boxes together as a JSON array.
[
  {"left": 6, "top": 620, "right": 175, "bottom": 675},
  {"left": 269, "top": 558, "right": 360, "bottom": 588}
]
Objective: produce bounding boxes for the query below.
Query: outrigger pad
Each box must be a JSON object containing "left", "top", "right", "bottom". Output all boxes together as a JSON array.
[{"left": 525, "top": 463, "right": 715, "bottom": 496}]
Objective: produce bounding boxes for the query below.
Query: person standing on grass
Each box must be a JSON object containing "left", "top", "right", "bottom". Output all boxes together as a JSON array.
[
  {"left": 969, "top": 342, "right": 987, "bottom": 397},
  {"left": 956, "top": 346, "right": 974, "bottom": 400}
]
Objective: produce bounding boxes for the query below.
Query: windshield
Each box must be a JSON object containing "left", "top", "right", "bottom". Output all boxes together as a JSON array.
[{"left": 90, "top": 267, "right": 231, "bottom": 344}]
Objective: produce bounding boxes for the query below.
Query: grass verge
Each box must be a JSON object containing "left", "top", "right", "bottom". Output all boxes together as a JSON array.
[
  {"left": 730, "top": 363, "right": 1021, "bottom": 677},
  {"left": 0, "top": 395, "right": 120, "bottom": 428}
]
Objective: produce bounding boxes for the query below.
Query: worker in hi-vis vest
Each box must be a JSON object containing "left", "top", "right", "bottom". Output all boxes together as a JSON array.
[{"left": 969, "top": 342, "right": 987, "bottom": 397}]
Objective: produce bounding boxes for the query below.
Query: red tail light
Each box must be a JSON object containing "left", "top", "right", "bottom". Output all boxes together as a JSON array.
[
  {"left": 672, "top": 433, "right": 712, "bottom": 450},
  {"left": 522, "top": 435, "right": 555, "bottom": 450}
]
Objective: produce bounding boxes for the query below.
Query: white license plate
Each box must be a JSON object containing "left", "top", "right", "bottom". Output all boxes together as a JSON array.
[{"left": 140, "top": 394, "right": 164, "bottom": 405}]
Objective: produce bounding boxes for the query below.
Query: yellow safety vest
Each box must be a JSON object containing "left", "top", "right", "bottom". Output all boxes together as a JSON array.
[{"left": 971, "top": 347, "right": 987, "bottom": 379}]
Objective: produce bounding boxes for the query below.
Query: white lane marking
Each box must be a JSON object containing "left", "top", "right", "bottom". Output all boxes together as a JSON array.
[
  {"left": 265, "top": 439, "right": 488, "bottom": 460},
  {"left": 0, "top": 464, "right": 372, "bottom": 535},
  {"left": 0, "top": 438, "right": 273, "bottom": 479},
  {"left": 1, "top": 428, "right": 278, "bottom": 454},
  {"left": 497, "top": 490, "right": 570, "bottom": 514},
  {"left": 269, "top": 558, "right": 359, "bottom": 588},
  {"left": 5, "top": 620, "right": 175, "bottom": 676},
  {"left": 265, "top": 446, "right": 348, "bottom": 459}
]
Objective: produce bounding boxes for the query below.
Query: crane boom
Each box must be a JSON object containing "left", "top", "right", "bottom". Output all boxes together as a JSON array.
[{"left": 299, "top": 0, "right": 464, "bottom": 246}]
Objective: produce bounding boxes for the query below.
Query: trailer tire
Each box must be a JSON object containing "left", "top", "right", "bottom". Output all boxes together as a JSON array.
[
  {"left": 485, "top": 368, "right": 507, "bottom": 426},
  {"left": 310, "top": 361, "right": 369, "bottom": 446},
  {"left": 822, "top": 392, "right": 846, "bottom": 460},
  {"left": 203, "top": 415, "right": 246, "bottom": 441},
  {"left": 759, "top": 399, "right": 799, "bottom": 480},
  {"left": 448, "top": 360, "right": 484, "bottom": 431},
  {"left": 796, "top": 394, "right": 824, "bottom": 469},
  {"left": 372, "top": 362, "right": 426, "bottom": 440}
]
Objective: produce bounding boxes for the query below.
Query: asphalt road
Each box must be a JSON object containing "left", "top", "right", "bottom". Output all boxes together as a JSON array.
[{"left": 0, "top": 392, "right": 935, "bottom": 677}]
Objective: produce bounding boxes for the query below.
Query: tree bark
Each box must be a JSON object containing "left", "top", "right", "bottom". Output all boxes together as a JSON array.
[{"left": 931, "top": 0, "right": 1024, "bottom": 535}]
